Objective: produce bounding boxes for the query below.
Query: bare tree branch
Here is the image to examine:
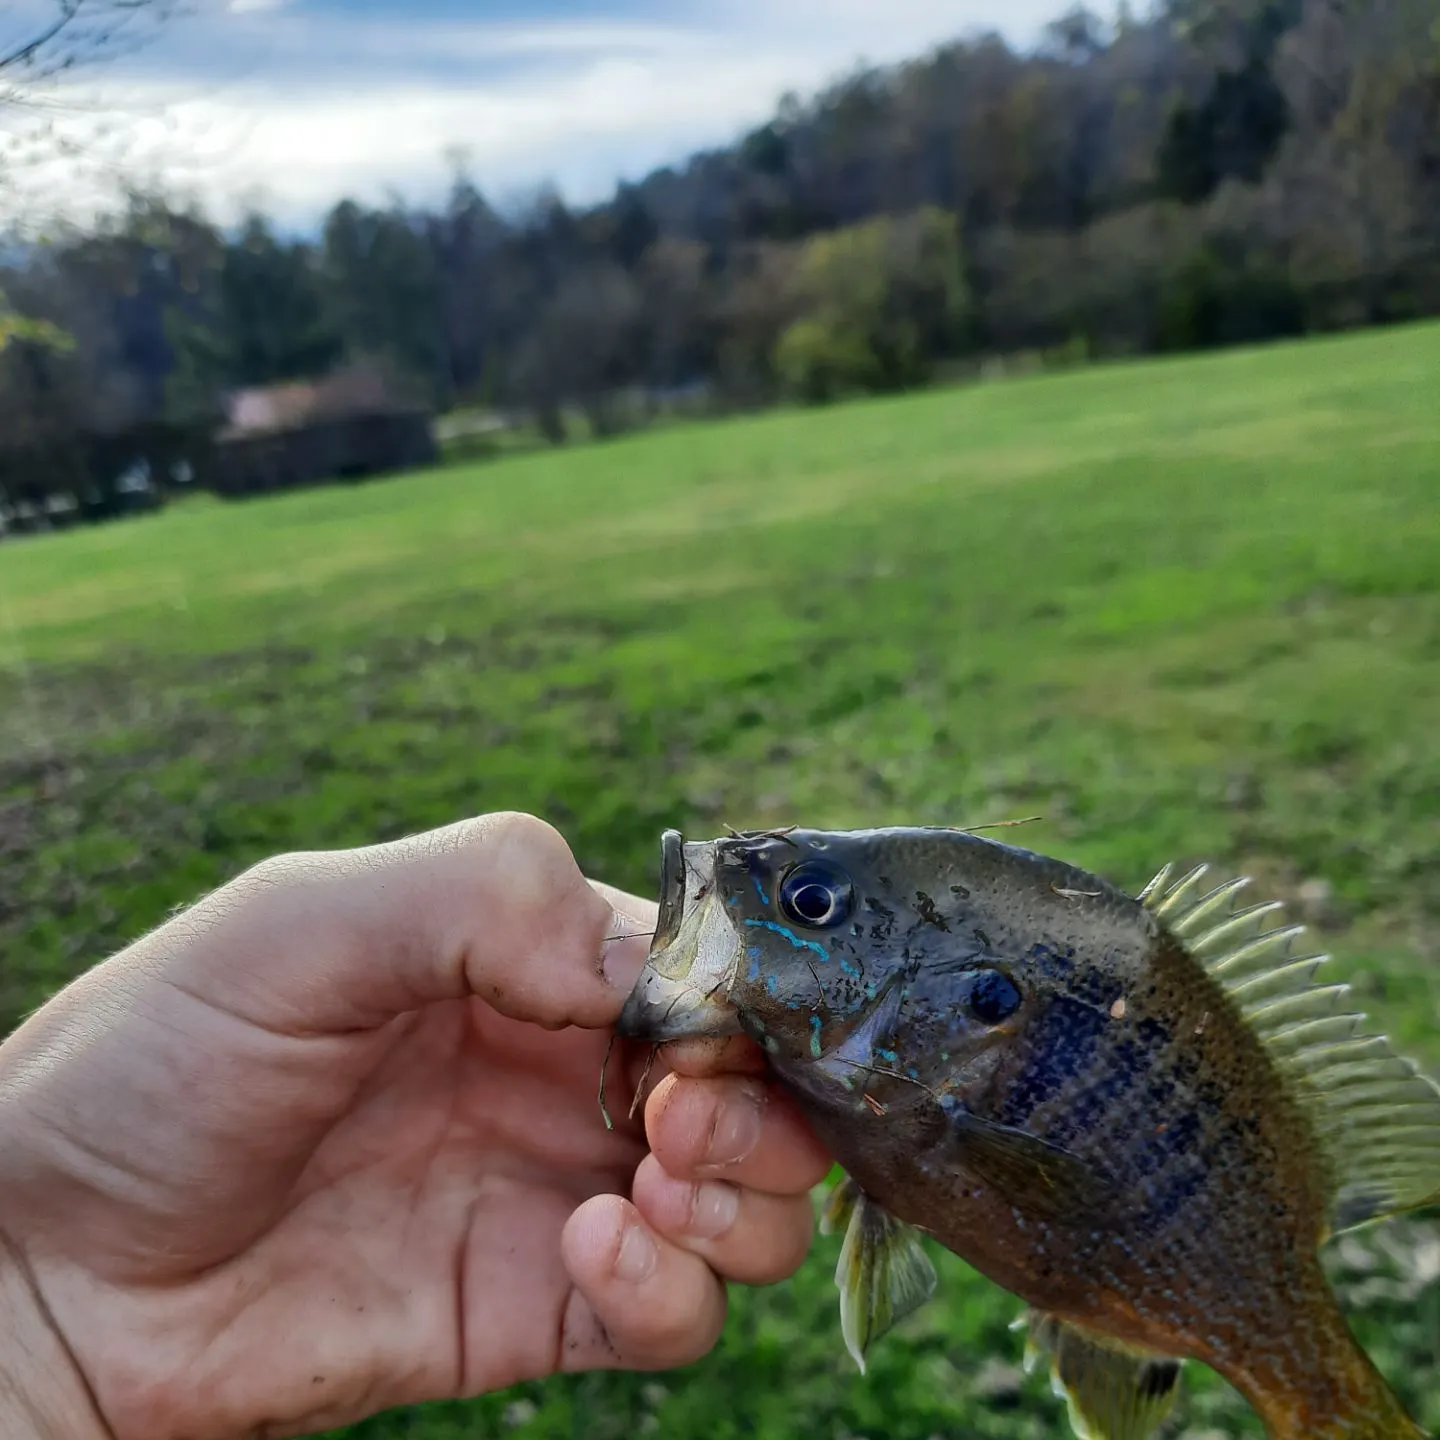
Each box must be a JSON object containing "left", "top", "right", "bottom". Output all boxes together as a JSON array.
[
  {"left": 0, "top": 0, "right": 181, "bottom": 88},
  {"left": 0, "top": 0, "right": 191, "bottom": 231}
]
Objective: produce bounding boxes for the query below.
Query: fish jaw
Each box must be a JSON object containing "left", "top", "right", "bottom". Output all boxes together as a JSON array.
[{"left": 617, "top": 835, "right": 747, "bottom": 1042}]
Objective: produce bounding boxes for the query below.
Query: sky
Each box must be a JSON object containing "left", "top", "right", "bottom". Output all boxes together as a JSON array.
[{"left": 4, "top": 0, "right": 1093, "bottom": 229}]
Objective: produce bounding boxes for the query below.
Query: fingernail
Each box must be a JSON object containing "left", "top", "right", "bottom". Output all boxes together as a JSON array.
[
  {"left": 602, "top": 910, "right": 648, "bottom": 991},
  {"left": 613, "top": 1218, "right": 658, "bottom": 1284},
  {"left": 700, "top": 1081, "right": 764, "bottom": 1172},
  {"left": 689, "top": 1181, "right": 739, "bottom": 1239}
]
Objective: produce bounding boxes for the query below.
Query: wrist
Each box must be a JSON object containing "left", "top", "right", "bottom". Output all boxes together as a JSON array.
[{"left": 0, "top": 1232, "right": 111, "bottom": 1440}]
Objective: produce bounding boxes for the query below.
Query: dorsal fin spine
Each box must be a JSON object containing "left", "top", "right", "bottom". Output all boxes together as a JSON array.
[
  {"left": 1208, "top": 926, "right": 1308, "bottom": 978},
  {"left": 1135, "top": 864, "right": 1173, "bottom": 905},
  {"left": 1265, "top": 1015, "right": 1363, "bottom": 1054},
  {"left": 1168, "top": 877, "right": 1252, "bottom": 936},
  {"left": 1188, "top": 901, "right": 1286, "bottom": 954},
  {"left": 1225, "top": 956, "right": 1328, "bottom": 1004},
  {"left": 1152, "top": 864, "right": 1210, "bottom": 917}
]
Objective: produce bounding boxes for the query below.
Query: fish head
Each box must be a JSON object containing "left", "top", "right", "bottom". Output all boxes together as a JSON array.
[
  {"left": 617, "top": 825, "right": 914, "bottom": 1061},
  {"left": 618, "top": 826, "right": 1150, "bottom": 1118}
]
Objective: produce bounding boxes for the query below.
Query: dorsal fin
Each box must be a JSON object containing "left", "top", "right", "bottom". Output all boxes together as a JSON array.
[{"left": 1140, "top": 864, "right": 1440, "bottom": 1234}]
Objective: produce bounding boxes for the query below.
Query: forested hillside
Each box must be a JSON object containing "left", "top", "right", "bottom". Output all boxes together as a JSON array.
[{"left": 2, "top": 0, "right": 1437, "bottom": 514}]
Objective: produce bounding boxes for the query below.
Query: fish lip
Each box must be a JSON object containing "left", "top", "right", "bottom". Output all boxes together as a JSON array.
[
  {"left": 654, "top": 828, "right": 686, "bottom": 953},
  {"left": 616, "top": 835, "right": 745, "bottom": 1043}
]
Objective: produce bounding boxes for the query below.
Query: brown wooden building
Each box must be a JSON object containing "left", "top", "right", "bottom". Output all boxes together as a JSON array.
[{"left": 208, "top": 363, "right": 438, "bottom": 497}]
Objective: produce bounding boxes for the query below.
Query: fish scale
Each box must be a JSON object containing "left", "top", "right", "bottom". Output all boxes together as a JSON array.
[{"left": 617, "top": 827, "right": 1438, "bottom": 1440}]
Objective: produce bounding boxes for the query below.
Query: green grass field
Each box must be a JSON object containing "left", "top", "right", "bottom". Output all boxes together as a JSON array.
[{"left": 2, "top": 321, "right": 1438, "bottom": 1438}]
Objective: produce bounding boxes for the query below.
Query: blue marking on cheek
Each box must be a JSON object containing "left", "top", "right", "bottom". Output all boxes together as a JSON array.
[
  {"left": 728, "top": 895, "right": 742, "bottom": 908},
  {"left": 765, "top": 974, "right": 779, "bottom": 996},
  {"left": 744, "top": 918, "right": 829, "bottom": 961},
  {"left": 746, "top": 947, "right": 763, "bottom": 982},
  {"left": 753, "top": 877, "right": 770, "bottom": 906},
  {"left": 840, "top": 958, "right": 861, "bottom": 979},
  {"left": 865, "top": 982, "right": 878, "bottom": 999},
  {"left": 876, "top": 1047, "right": 900, "bottom": 1065},
  {"left": 809, "top": 1015, "right": 823, "bottom": 1058}
]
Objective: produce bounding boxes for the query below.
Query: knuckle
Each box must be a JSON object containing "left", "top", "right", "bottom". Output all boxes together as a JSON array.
[
  {"left": 237, "top": 850, "right": 306, "bottom": 890},
  {"left": 650, "top": 1078, "right": 721, "bottom": 1171},
  {"left": 730, "top": 1197, "right": 814, "bottom": 1284},
  {"left": 628, "top": 1282, "right": 725, "bottom": 1367},
  {"left": 478, "top": 810, "right": 566, "bottom": 859}
]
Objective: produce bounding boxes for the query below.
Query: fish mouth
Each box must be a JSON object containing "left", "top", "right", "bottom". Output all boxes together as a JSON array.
[{"left": 616, "top": 831, "right": 746, "bottom": 1042}]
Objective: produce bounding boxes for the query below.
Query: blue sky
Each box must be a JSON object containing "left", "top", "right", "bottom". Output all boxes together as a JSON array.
[{"left": 14, "top": 0, "right": 1095, "bottom": 227}]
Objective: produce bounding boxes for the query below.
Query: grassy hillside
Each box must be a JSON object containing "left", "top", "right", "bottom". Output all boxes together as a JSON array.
[{"left": 2, "top": 321, "right": 1437, "bottom": 1438}]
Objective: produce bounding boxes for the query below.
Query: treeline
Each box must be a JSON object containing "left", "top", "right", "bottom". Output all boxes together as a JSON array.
[{"left": 2, "top": 0, "right": 1438, "bottom": 523}]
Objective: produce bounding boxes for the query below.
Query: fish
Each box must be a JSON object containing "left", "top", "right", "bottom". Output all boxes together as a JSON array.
[{"left": 614, "top": 826, "right": 1440, "bottom": 1440}]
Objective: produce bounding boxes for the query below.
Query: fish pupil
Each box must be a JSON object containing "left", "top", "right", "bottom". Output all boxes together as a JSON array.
[
  {"left": 791, "top": 884, "right": 835, "bottom": 922},
  {"left": 967, "top": 968, "right": 1022, "bottom": 1025},
  {"left": 778, "top": 861, "right": 855, "bottom": 929}
]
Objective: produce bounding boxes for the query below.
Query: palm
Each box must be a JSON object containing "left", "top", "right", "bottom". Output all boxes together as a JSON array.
[{"left": 48, "top": 999, "right": 652, "bottom": 1438}]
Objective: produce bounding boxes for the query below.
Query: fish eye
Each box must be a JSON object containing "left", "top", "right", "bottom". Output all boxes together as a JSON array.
[
  {"left": 778, "top": 860, "right": 854, "bottom": 929},
  {"left": 966, "top": 968, "right": 1022, "bottom": 1026}
]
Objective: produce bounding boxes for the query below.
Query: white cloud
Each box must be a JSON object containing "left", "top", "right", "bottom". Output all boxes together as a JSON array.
[{"left": 10, "top": 0, "right": 1084, "bottom": 231}]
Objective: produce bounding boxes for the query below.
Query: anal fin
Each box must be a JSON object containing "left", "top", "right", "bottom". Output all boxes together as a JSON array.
[
  {"left": 822, "top": 1174, "right": 938, "bottom": 1373},
  {"left": 1022, "top": 1311, "right": 1183, "bottom": 1440}
]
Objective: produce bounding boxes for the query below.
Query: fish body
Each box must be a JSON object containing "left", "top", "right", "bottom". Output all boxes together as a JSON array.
[{"left": 616, "top": 827, "right": 1440, "bottom": 1439}]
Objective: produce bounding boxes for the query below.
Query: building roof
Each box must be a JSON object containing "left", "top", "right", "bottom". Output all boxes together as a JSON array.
[{"left": 219, "top": 362, "right": 428, "bottom": 441}]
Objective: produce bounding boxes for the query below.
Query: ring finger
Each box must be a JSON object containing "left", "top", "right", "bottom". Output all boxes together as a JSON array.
[{"left": 630, "top": 1153, "right": 816, "bottom": 1287}]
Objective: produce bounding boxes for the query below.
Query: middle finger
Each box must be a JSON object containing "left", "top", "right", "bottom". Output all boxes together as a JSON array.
[{"left": 643, "top": 1072, "right": 832, "bottom": 1196}]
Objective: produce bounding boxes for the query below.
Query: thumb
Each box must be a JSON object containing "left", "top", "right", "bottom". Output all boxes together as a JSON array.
[{"left": 83, "top": 813, "right": 655, "bottom": 1037}]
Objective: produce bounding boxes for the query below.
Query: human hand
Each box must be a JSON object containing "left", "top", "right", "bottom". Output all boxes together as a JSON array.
[{"left": 0, "top": 814, "right": 832, "bottom": 1439}]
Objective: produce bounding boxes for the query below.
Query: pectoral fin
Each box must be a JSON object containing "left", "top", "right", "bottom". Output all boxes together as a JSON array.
[
  {"left": 1021, "top": 1311, "right": 1183, "bottom": 1440},
  {"left": 824, "top": 1175, "right": 938, "bottom": 1373},
  {"left": 950, "top": 1109, "right": 1124, "bottom": 1225}
]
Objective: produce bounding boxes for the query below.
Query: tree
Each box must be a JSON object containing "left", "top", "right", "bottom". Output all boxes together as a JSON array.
[
  {"left": 425, "top": 171, "right": 508, "bottom": 402},
  {"left": 1, "top": 1, "right": 184, "bottom": 228},
  {"left": 322, "top": 200, "right": 443, "bottom": 400},
  {"left": 776, "top": 208, "right": 970, "bottom": 402},
  {"left": 636, "top": 237, "right": 714, "bottom": 392},
  {"left": 506, "top": 262, "right": 644, "bottom": 438},
  {"left": 0, "top": 291, "right": 71, "bottom": 351},
  {"left": 1157, "top": 55, "right": 1291, "bottom": 201},
  {"left": 1267, "top": 0, "right": 1440, "bottom": 320}
]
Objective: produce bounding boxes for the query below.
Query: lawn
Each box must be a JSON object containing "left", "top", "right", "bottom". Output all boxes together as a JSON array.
[{"left": 1, "top": 320, "right": 1438, "bottom": 1438}]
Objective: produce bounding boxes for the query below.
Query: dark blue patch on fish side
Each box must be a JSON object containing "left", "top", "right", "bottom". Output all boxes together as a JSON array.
[
  {"left": 1066, "top": 964, "right": 1125, "bottom": 1012},
  {"left": 1139, "top": 1156, "right": 1208, "bottom": 1231},
  {"left": 1045, "top": 1018, "right": 1177, "bottom": 1147},
  {"left": 1121, "top": 1108, "right": 1204, "bottom": 1190},
  {"left": 1026, "top": 941, "right": 1075, "bottom": 977},
  {"left": 1044, "top": 1038, "right": 1145, "bottom": 1148},
  {"left": 997, "top": 995, "right": 1110, "bottom": 1129}
]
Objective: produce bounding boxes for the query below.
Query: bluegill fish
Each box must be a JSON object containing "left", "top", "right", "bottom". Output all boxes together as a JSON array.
[{"left": 615, "top": 827, "right": 1440, "bottom": 1440}]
